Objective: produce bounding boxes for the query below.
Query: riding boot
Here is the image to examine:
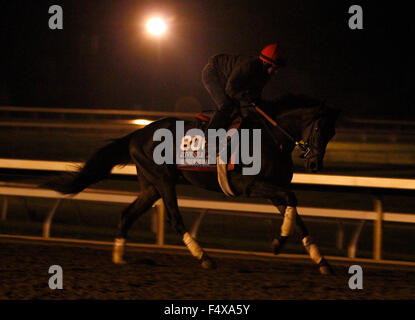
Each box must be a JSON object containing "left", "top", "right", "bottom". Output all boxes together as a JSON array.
[{"left": 204, "top": 106, "right": 233, "bottom": 155}]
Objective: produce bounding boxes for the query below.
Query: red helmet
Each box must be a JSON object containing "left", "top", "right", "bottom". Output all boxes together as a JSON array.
[{"left": 259, "top": 43, "right": 286, "bottom": 67}]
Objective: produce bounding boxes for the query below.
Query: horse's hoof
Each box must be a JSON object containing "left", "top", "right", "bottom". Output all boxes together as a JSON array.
[
  {"left": 318, "top": 258, "right": 334, "bottom": 275},
  {"left": 201, "top": 254, "right": 216, "bottom": 270},
  {"left": 271, "top": 236, "right": 287, "bottom": 255},
  {"left": 319, "top": 265, "right": 331, "bottom": 275},
  {"left": 113, "top": 259, "right": 127, "bottom": 265},
  {"left": 112, "top": 255, "right": 127, "bottom": 265}
]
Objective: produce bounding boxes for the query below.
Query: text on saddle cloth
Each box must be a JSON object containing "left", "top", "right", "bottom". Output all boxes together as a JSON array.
[{"left": 176, "top": 115, "right": 242, "bottom": 171}]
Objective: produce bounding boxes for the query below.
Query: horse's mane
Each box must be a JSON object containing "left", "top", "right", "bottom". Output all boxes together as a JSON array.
[{"left": 264, "top": 93, "right": 324, "bottom": 118}]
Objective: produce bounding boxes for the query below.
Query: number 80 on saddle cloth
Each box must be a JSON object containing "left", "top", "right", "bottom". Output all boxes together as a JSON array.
[{"left": 176, "top": 115, "right": 241, "bottom": 172}]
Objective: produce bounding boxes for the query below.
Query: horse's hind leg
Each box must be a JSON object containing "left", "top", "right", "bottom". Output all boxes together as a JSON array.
[
  {"left": 129, "top": 142, "right": 215, "bottom": 269},
  {"left": 113, "top": 184, "right": 160, "bottom": 264},
  {"left": 155, "top": 182, "right": 216, "bottom": 269},
  {"left": 272, "top": 202, "right": 333, "bottom": 275}
]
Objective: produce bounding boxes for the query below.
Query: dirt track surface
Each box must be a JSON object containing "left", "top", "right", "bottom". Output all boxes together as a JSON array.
[{"left": 1, "top": 239, "right": 415, "bottom": 300}]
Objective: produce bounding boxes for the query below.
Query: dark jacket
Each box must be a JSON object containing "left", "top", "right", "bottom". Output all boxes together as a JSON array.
[{"left": 209, "top": 54, "right": 270, "bottom": 104}]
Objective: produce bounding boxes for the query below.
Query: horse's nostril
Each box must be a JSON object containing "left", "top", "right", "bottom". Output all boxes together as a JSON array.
[{"left": 310, "top": 162, "right": 316, "bottom": 170}]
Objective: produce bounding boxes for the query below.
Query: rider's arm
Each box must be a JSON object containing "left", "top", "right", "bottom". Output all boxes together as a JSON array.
[{"left": 225, "top": 61, "right": 260, "bottom": 104}]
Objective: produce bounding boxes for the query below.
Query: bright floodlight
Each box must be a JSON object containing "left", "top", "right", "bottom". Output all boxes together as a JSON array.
[{"left": 146, "top": 17, "right": 167, "bottom": 36}]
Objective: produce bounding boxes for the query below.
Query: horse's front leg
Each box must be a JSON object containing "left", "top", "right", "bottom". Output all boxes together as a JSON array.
[
  {"left": 270, "top": 204, "right": 296, "bottom": 255},
  {"left": 272, "top": 201, "right": 333, "bottom": 275},
  {"left": 247, "top": 181, "right": 299, "bottom": 254}
]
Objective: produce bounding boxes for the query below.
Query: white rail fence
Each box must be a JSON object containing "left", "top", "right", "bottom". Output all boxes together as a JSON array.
[{"left": 1, "top": 158, "right": 415, "bottom": 262}]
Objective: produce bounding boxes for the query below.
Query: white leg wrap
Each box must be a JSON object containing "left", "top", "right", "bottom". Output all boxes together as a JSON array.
[
  {"left": 281, "top": 206, "right": 296, "bottom": 237},
  {"left": 302, "top": 236, "right": 323, "bottom": 264},
  {"left": 113, "top": 238, "right": 126, "bottom": 264},
  {"left": 114, "top": 238, "right": 126, "bottom": 247},
  {"left": 183, "top": 232, "right": 204, "bottom": 259}
]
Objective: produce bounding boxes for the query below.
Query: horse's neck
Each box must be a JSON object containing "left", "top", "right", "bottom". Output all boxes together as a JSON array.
[
  {"left": 281, "top": 106, "right": 318, "bottom": 131},
  {"left": 275, "top": 111, "right": 306, "bottom": 143}
]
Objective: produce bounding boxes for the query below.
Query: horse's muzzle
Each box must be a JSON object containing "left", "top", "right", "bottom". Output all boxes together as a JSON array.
[{"left": 305, "top": 157, "right": 323, "bottom": 173}]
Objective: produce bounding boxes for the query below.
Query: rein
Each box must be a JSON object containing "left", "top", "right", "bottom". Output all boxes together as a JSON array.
[{"left": 253, "top": 105, "right": 312, "bottom": 157}]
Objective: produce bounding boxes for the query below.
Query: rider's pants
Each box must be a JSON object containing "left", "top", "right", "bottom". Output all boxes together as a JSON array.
[{"left": 201, "top": 62, "right": 237, "bottom": 132}]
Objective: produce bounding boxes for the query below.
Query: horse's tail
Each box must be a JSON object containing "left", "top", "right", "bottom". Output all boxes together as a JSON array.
[{"left": 41, "top": 132, "right": 134, "bottom": 195}]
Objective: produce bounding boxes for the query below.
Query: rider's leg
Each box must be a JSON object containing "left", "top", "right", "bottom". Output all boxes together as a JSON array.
[
  {"left": 206, "top": 106, "right": 234, "bottom": 132},
  {"left": 201, "top": 62, "right": 236, "bottom": 137}
]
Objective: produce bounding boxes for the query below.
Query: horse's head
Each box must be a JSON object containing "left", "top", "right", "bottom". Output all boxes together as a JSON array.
[
  {"left": 300, "top": 103, "right": 340, "bottom": 172},
  {"left": 264, "top": 94, "right": 340, "bottom": 173}
]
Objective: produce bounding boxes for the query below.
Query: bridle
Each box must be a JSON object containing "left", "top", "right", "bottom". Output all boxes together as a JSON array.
[{"left": 300, "top": 115, "right": 322, "bottom": 158}]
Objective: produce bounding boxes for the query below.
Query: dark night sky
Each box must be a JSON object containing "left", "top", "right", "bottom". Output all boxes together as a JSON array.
[{"left": 1, "top": 0, "right": 414, "bottom": 118}]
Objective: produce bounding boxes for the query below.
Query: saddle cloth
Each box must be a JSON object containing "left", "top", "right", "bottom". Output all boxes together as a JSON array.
[
  {"left": 176, "top": 113, "right": 241, "bottom": 197},
  {"left": 176, "top": 114, "right": 241, "bottom": 172}
]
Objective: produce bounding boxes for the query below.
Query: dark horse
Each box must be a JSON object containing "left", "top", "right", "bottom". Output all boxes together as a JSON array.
[{"left": 43, "top": 94, "right": 340, "bottom": 275}]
